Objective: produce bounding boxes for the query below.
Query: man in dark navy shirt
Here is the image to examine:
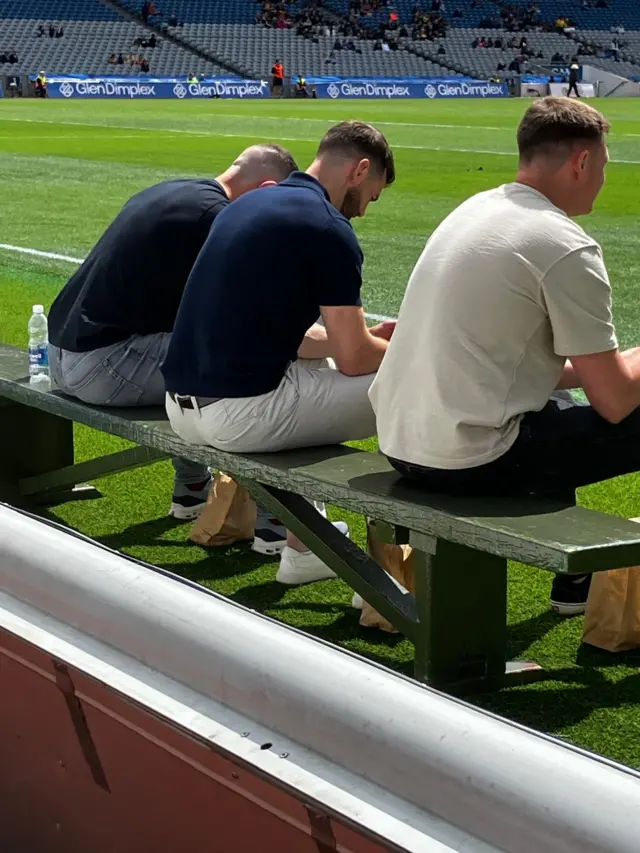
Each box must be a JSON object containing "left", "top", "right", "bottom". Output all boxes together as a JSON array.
[
  {"left": 47, "top": 144, "right": 297, "bottom": 519},
  {"left": 163, "top": 121, "right": 396, "bottom": 584}
]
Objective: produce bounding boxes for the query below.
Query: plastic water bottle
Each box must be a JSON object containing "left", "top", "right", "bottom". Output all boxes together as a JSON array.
[{"left": 28, "top": 304, "right": 51, "bottom": 386}]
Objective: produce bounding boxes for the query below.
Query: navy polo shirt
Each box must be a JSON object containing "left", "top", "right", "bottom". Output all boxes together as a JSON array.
[
  {"left": 49, "top": 179, "right": 229, "bottom": 352},
  {"left": 162, "top": 172, "right": 364, "bottom": 398}
]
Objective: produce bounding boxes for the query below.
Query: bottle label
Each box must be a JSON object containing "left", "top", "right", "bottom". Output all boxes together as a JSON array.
[{"left": 29, "top": 344, "right": 49, "bottom": 367}]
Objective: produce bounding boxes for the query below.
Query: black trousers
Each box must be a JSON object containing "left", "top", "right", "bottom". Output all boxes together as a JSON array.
[
  {"left": 567, "top": 80, "right": 580, "bottom": 97},
  {"left": 390, "top": 397, "right": 640, "bottom": 500}
]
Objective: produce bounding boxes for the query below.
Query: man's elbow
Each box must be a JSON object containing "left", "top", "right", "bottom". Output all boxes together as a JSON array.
[{"left": 591, "top": 396, "right": 635, "bottom": 425}]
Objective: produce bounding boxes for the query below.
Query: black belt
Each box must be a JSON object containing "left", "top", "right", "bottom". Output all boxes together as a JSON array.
[{"left": 169, "top": 392, "right": 223, "bottom": 410}]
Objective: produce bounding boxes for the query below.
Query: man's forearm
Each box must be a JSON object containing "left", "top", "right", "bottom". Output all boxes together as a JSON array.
[{"left": 339, "top": 334, "right": 389, "bottom": 376}]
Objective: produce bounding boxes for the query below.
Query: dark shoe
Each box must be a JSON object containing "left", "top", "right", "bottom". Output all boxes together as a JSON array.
[
  {"left": 169, "top": 477, "right": 211, "bottom": 520},
  {"left": 550, "top": 574, "right": 592, "bottom": 616}
]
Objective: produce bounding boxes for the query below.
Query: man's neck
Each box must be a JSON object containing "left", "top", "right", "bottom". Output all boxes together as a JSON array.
[
  {"left": 305, "top": 160, "right": 346, "bottom": 210},
  {"left": 514, "top": 171, "right": 569, "bottom": 216}
]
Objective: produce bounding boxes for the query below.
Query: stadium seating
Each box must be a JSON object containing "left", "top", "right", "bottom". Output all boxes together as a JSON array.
[
  {"left": 0, "top": 0, "right": 227, "bottom": 76},
  {"left": 179, "top": 23, "right": 459, "bottom": 78},
  {"left": 439, "top": 27, "right": 639, "bottom": 80}
]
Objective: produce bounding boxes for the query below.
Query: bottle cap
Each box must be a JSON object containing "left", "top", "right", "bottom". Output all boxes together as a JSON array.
[{"left": 33, "top": 304, "right": 44, "bottom": 314}]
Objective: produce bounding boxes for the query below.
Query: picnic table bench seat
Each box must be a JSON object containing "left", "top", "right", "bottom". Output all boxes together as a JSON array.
[{"left": 3, "top": 342, "right": 640, "bottom": 693}]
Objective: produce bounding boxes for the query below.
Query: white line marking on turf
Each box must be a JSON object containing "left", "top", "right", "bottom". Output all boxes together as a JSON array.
[
  {"left": 2, "top": 117, "right": 640, "bottom": 163},
  {"left": 0, "top": 243, "right": 396, "bottom": 321},
  {"left": 0, "top": 243, "right": 84, "bottom": 264}
]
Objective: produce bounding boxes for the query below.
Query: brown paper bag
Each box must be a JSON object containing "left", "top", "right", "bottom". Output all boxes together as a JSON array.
[
  {"left": 190, "top": 472, "right": 257, "bottom": 547},
  {"left": 583, "top": 567, "right": 640, "bottom": 652},
  {"left": 359, "top": 520, "right": 415, "bottom": 633},
  {"left": 583, "top": 516, "right": 640, "bottom": 652}
]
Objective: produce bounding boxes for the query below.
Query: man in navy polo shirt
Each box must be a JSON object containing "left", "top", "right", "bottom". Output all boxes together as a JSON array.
[
  {"left": 163, "top": 121, "right": 396, "bottom": 584},
  {"left": 48, "top": 144, "right": 297, "bottom": 530}
]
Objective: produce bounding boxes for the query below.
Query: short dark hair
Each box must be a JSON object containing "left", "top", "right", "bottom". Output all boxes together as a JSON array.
[
  {"left": 517, "top": 96, "right": 610, "bottom": 164},
  {"left": 317, "top": 121, "right": 395, "bottom": 185}
]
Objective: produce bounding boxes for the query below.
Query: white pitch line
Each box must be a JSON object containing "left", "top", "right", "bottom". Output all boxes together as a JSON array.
[
  {"left": 0, "top": 243, "right": 84, "bottom": 264},
  {"left": 2, "top": 116, "right": 640, "bottom": 163},
  {"left": 0, "top": 242, "right": 395, "bottom": 321}
]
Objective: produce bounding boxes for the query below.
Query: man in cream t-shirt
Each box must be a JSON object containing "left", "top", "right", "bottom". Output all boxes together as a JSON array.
[{"left": 370, "top": 97, "right": 640, "bottom": 615}]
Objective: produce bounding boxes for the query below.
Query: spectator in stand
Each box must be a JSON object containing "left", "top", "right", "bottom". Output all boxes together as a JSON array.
[
  {"left": 149, "top": 33, "right": 157, "bottom": 47},
  {"left": 141, "top": 0, "right": 150, "bottom": 23},
  {"left": 8, "top": 50, "right": 18, "bottom": 64},
  {"left": 36, "top": 23, "right": 45, "bottom": 37},
  {"left": 48, "top": 22, "right": 55, "bottom": 37},
  {"left": 271, "top": 59, "right": 284, "bottom": 97},
  {"left": 453, "top": 7, "right": 462, "bottom": 18},
  {"left": 0, "top": 51, "right": 8, "bottom": 63},
  {"left": 116, "top": 52, "right": 124, "bottom": 65},
  {"left": 552, "top": 50, "right": 565, "bottom": 63},
  {"left": 141, "top": 57, "right": 150, "bottom": 73},
  {"left": 497, "top": 60, "right": 506, "bottom": 71},
  {"left": 56, "top": 25, "right": 64, "bottom": 38},
  {"left": 108, "top": 53, "right": 117, "bottom": 64},
  {"left": 508, "top": 56, "right": 522, "bottom": 72},
  {"left": 374, "top": 38, "right": 382, "bottom": 50}
]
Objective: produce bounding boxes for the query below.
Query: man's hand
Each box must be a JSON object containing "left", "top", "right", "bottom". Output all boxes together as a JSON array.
[{"left": 369, "top": 319, "right": 397, "bottom": 341}]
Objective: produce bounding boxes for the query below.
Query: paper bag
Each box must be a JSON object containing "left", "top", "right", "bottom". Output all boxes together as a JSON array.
[
  {"left": 190, "top": 472, "right": 257, "bottom": 547},
  {"left": 583, "top": 516, "right": 640, "bottom": 652},
  {"left": 583, "top": 567, "right": 640, "bottom": 652},
  {"left": 359, "top": 520, "right": 415, "bottom": 633}
]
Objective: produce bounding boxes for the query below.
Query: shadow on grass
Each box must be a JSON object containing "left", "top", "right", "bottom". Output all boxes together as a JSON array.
[
  {"left": 473, "top": 667, "right": 640, "bottom": 736},
  {"left": 506, "top": 610, "right": 560, "bottom": 660}
]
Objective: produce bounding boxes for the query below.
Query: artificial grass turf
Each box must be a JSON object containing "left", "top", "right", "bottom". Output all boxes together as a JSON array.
[{"left": 2, "top": 97, "right": 640, "bottom": 768}]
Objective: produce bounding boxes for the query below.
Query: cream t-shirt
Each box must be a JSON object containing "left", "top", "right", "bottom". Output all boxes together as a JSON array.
[{"left": 369, "top": 183, "right": 618, "bottom": 470}]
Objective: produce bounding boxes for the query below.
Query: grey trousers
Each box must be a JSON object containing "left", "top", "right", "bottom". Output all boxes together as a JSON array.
[
  {"left": 166, "top": 359, "right": 377, "bottom": 453},
  {"left": 49, "top": 335, "right": 207, "bottom": 488}
]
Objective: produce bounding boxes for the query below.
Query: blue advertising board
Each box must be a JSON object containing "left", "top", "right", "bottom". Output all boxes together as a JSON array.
[
  {"left": 43, "top": 75, "right": 509, "bottom": 100},
  {"left": 311, "top": 78, "right": 509, "bottom": 99},
  {"left": 47, "top": 78, "right": 270, "bottom": 99}
]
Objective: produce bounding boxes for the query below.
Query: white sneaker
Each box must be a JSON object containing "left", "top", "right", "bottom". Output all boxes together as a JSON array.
[{"left": 276, "top": 521, "right": 349, "bottom": 585}]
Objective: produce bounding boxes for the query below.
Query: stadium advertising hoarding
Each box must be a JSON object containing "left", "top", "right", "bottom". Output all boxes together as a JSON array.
[
  {"left": 313, "top": 79, "right": 509, "bottom": 99},
  {"left": 45, "top": 76, "right": 509, "bottom": 100},
  {"left": 47, "top": 78, "right": 270, "bottom": 99}
]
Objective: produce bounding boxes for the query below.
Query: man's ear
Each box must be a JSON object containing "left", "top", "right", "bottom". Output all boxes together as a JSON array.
[
  {"left": 258, "top": 179, "right": 278, "bottom": 188},
  {"left": 349, "top": 158, "right": 371, "bottom": 186},
  {"left": 573, "top": 147, "right": 590, "bottom": 177}
]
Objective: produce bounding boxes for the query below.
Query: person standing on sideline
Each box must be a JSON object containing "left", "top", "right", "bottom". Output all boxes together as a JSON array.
[
  {"left": 369, "top": 97, "right": 638, "bottom": 617},
  {"left": 271, "top": 59, "right": 285, "bottom": 96},
  {"left": 567, "top": 60, "right": 580, "bottom": 97},
  {"left": 48, "top": 145, "right": 297, "bottom": 538},
  {"left": 163, "top": 121, "right": 396, "bottom": 585}
]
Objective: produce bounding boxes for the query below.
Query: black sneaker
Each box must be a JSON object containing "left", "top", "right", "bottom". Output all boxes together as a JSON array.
[
  {"left": 169, "top": 478, "right": 211, "bottom": 520},
  {"left": 550, "top": 574, "right": 592, "bottom": 616}
]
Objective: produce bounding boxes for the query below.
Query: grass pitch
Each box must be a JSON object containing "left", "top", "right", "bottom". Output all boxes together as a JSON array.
[{"left": 2, "top": 97, "right": 640, "bottom": 767}]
